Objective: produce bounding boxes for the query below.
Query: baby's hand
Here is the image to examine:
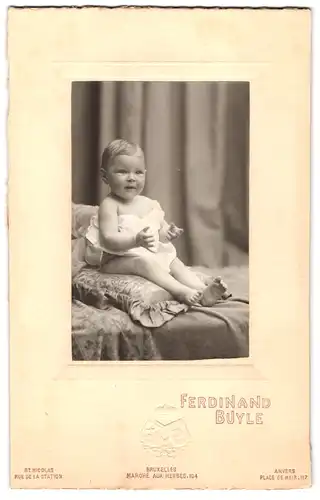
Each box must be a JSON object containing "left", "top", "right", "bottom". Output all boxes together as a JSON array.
[
  {"left": 136, "top": 227, "right": 157, "bottom": 252},
  {"left": 165, "top": 222, "right": 184, "bottom": 242}
]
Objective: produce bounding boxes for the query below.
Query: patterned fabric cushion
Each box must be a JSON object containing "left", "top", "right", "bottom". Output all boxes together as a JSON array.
[
  {"left": 72, "top": 299, "right": 160, "bottom": 360},
  {"left": 72, "top": 267, "right": 189, "bottom": 328},
  {"left": 71, "top": 237, "right": 88, "bottom": 278}
]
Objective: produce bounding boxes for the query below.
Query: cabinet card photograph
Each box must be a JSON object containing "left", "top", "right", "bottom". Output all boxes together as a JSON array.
[{"left": 8, "top": 7, "right": 311, "bottom": 490}]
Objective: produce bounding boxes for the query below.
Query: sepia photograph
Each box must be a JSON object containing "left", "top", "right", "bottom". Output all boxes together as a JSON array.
[
  {"left": 71, "top": 81, "right": 250, "bottom": 361},
  {"left": 8, "top": 6, "right": 311, "bottom": 490}
]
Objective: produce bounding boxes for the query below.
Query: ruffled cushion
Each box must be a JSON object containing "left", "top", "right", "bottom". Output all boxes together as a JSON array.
[
  {"left": 72, "top": 299, "right": 160, "bottom": 360},
  {"left": 72, "top": 267, "right": 188, "bottom": 328},
  {"left": 72, "top": 203, "right": 98, "bottom": 239},
  {"left": 71, "top": 237, "right": 88, "bottom": 278}
]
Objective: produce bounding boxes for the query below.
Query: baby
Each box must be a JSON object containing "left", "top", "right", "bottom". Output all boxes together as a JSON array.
[{"left": 85, "top": 139, "right": 229, "bottom": 306}]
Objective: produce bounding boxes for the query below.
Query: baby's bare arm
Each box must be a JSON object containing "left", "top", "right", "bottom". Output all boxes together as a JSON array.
[
  {"left": 99, "top": 198, "right": 136, "bottom": 252},
  {"left": 99, "top": 197, "right": 156, "bottom": 252}
]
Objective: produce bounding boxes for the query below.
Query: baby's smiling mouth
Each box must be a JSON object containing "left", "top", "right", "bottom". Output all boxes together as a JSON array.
[{"left": 125, "top": 185, "right": 137, "bottom": 190}]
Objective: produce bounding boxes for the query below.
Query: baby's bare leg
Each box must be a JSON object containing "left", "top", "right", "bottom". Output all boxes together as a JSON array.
[
  {"left": 170, "top": 258, "right": 228, "bottom": 306},
  {"left": 101, "top": 255, "right": 202, "bottom": 306},
  {"left": 170, "top": 258, "right": 206, "bottom": 291}
]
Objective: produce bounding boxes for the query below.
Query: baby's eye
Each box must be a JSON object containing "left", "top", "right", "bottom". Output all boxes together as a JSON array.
[
  {"left": 136, "top": 171, "right": 145, "bottom": 175},
  {"left": 117, "top": 170, "right": 127, "bottom": 174}
]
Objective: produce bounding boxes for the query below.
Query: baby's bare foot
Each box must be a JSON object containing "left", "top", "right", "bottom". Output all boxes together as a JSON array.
[
  {"left": 200, "top": 278, "right": 228, "bottom": 307},
  {"left": 177, "top": 289, "right": 203, "bottom": 306}
]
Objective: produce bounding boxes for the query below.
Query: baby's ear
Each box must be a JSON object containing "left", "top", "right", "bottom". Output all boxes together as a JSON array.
[{"left": 100, "top": 168, "right": 108, "bottom": 183}]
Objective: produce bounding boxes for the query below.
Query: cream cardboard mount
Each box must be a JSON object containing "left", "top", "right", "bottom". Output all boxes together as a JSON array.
[{"left": 8, "top": 7, "right": 311, "bottom": 489}]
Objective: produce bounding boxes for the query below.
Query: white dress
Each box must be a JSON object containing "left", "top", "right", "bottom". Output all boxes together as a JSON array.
[{"left": 85, "top": 200, "right": 177, "bottom": 272}]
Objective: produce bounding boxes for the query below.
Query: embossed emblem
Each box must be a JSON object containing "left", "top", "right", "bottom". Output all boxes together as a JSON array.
[{"left": 141, "top": 404, "right": 191, "bottom": 457}]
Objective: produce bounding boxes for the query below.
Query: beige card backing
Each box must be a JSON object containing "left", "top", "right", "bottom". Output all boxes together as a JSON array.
[{"left": 8, "top": 8, "right": 311, "bottom": 489}]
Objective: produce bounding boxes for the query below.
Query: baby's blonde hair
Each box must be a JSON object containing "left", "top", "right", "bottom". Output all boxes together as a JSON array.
[{"left": 100, "top": 139, "right": 144, "bottom": 180}]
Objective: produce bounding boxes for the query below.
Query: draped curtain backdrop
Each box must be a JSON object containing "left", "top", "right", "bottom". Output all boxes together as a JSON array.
[{"left": 72, "top": 81, "right": 249, "bottom": 268}]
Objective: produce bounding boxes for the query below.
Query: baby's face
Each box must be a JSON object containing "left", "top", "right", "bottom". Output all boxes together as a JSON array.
[{"left": 107, "top": 154, "right": 146, "bottom": 201}]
